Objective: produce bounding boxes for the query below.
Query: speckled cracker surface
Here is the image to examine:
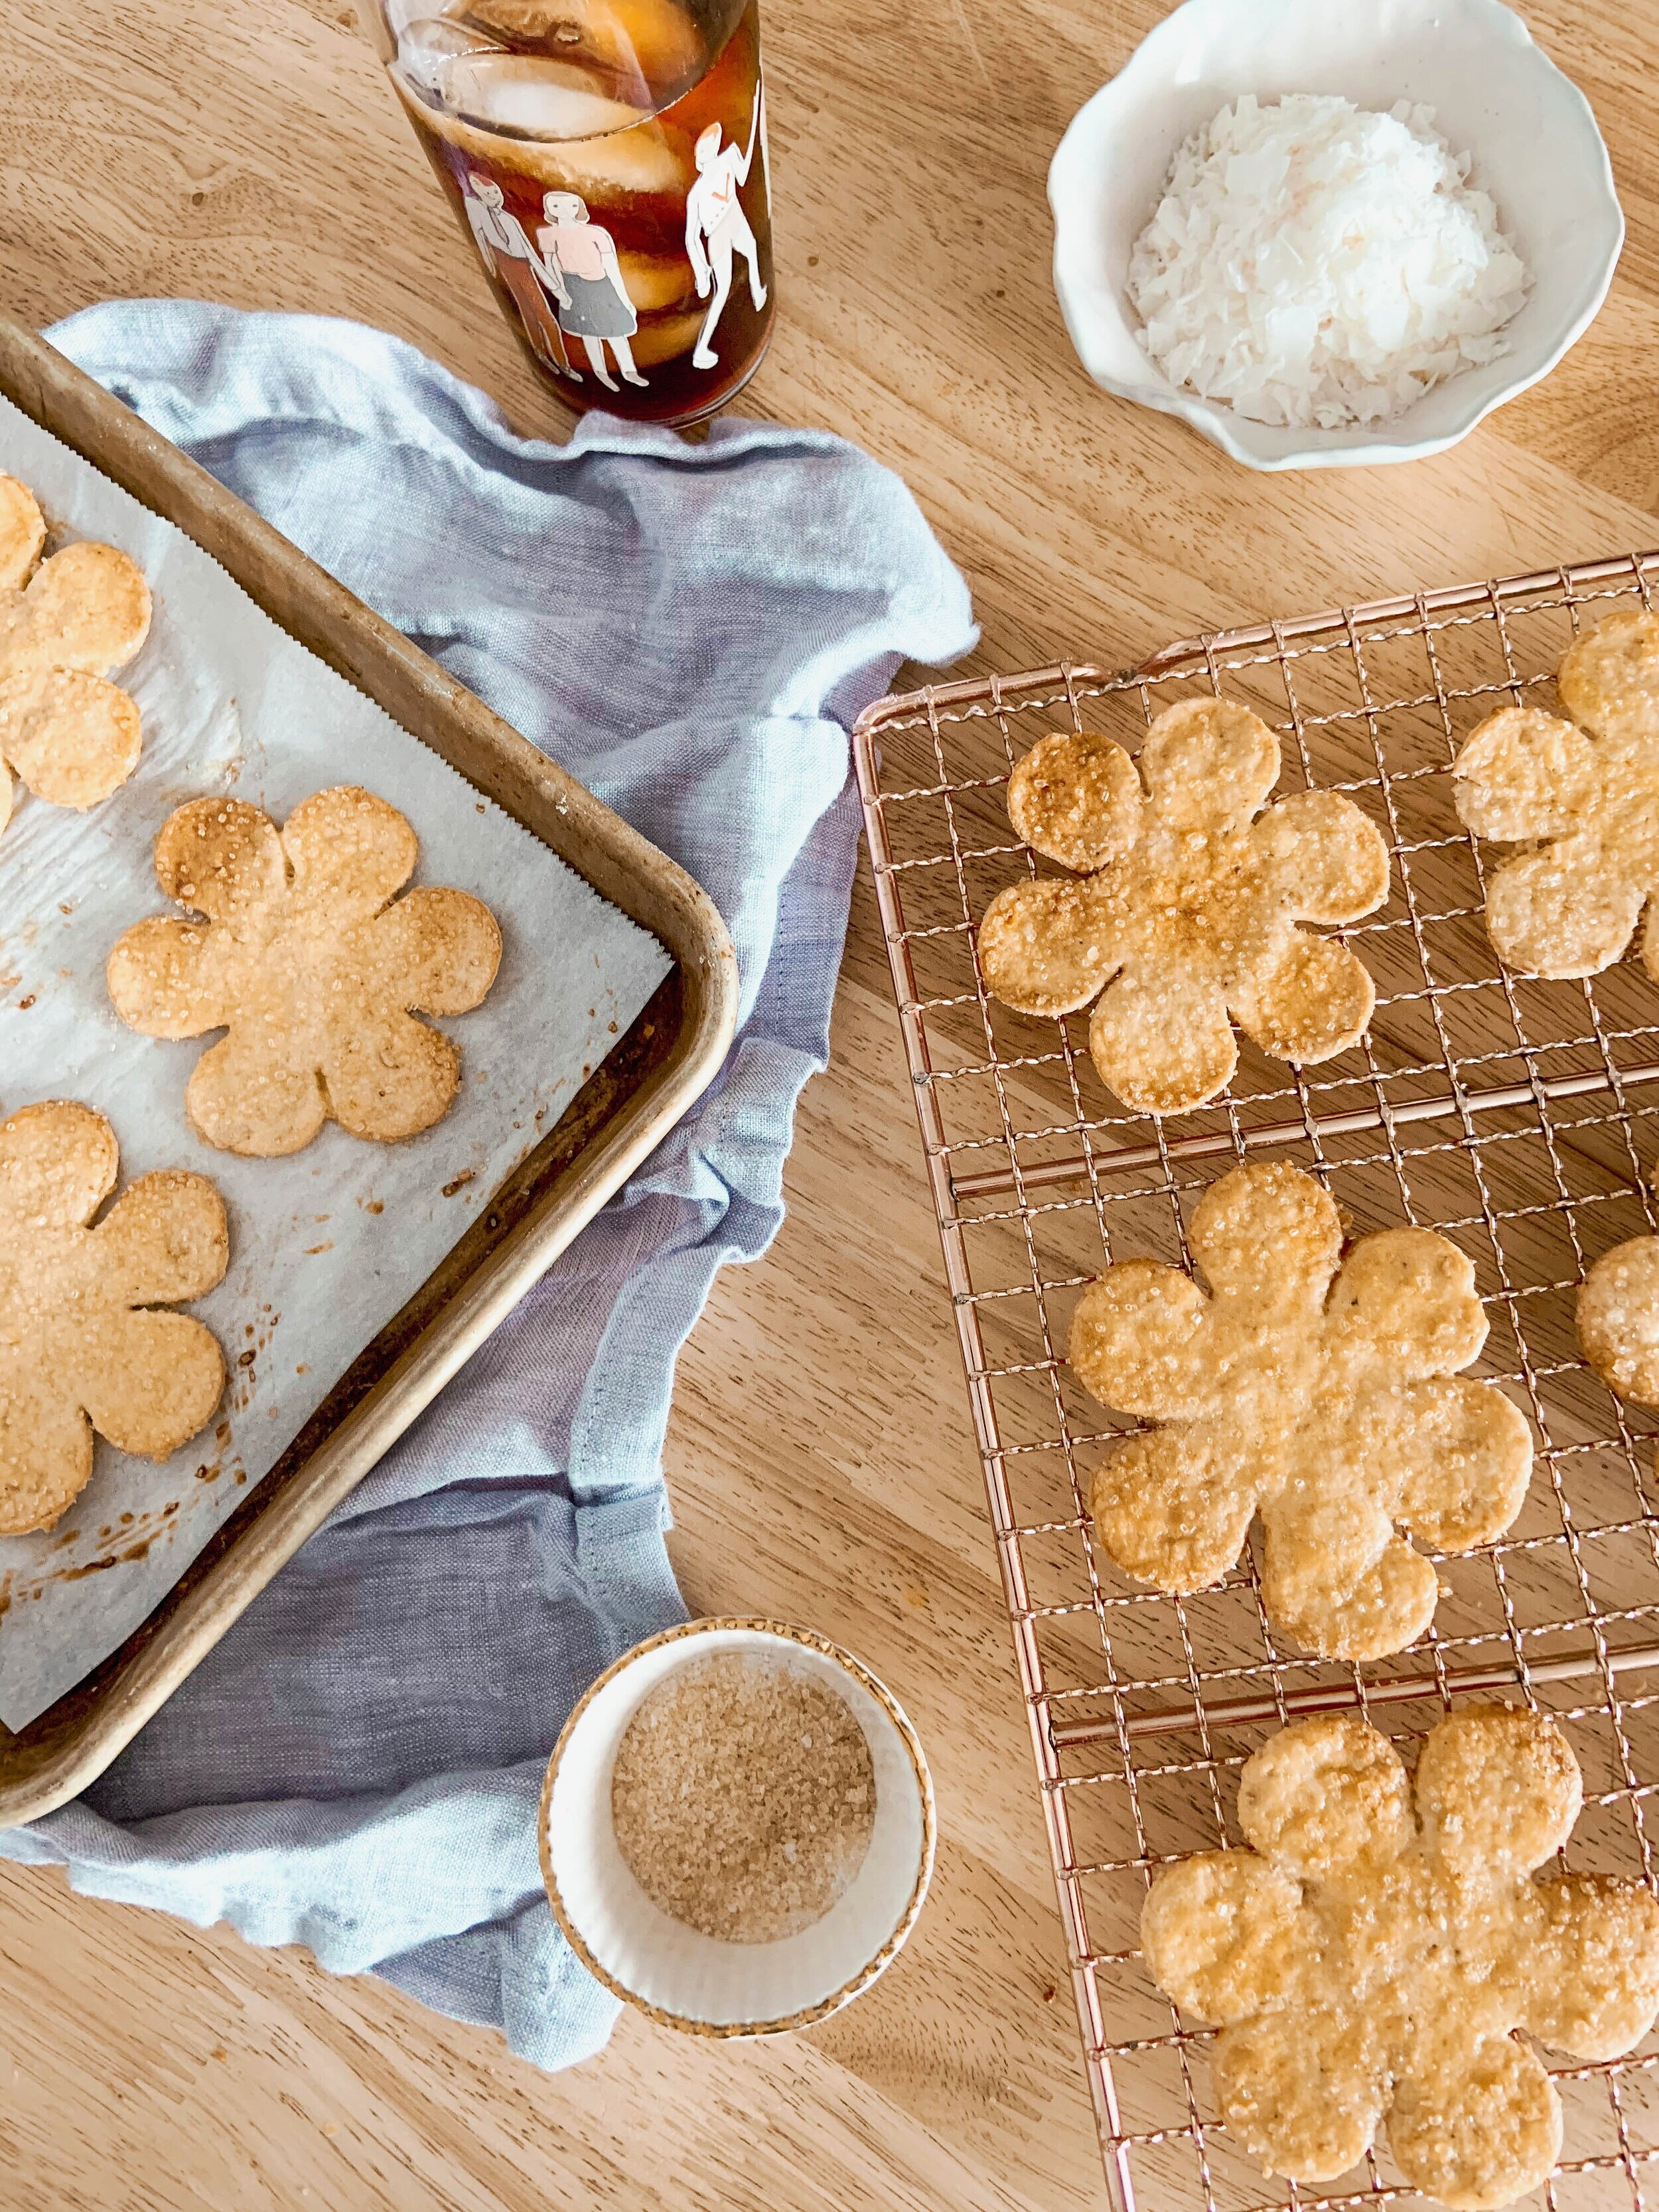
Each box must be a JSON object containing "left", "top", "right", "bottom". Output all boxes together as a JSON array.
[
  {"left": 0, "top": 470, "right": 151, "bottom": 834},
  {"left": 0, "top": 1100, "right": 226, "bottom": 1533},
  {"left": 1141, "top": 1708, "right": 1659, "bottom": 2209},
  {"left": 977, "top": 700, "right": 1390, "bottom": 1113},
  {"left": 1455, "top": 610, "right": 1659, "bottom": 979},
  {"left": 0, "top": 394, "right": 670, "bottom": 1729},
  {"left": 1577, "top": 1157, "right": 1659, "bottom": 1408},
  {"left": 109, "top": 788, "right": 503, "bottom": 1155},
  {"left": 1072, "top": 1160, "right": 1533, "bottom": 1659}
]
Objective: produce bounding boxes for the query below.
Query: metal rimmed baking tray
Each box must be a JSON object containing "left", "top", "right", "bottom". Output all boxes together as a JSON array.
[
  {"left": 857, "top": 556, "right": 1659, "bottom": 2211},
  {"left": 0, "top": 313, "right": 737, "bottom": 1824}
]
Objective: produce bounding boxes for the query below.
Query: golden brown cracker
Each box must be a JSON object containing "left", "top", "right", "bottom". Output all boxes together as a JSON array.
[
  {"left": 0, "top": 475, "right": 150, "bottom": 836},
  {"left": 1005, "top": 728, "right": 1140, "bottom": 871},
  {"left": 1578, "top": 1224, "right": 1659, "bottom": 1406},
  {"left": 108, "top": 787, "right": 504, "bottom": 1157},
  {"left": 979, "top": 699, "right": 1388, "bottom": 1114},
  {"left": 0, "top": 474, "right": 46, "bottom": 590},
  {"left": 0, "top": 1100, "right": 227, "bottom": 1533},
  {"left": 1073, "top": 1160, "right": 1532, "bottom": 1658},
  {"left": 1455, "top": 610, "right": 1659, "bottom": 978},
  {"left": 1142, "top": 1708, "right": 1659, "bottom": 2209}
]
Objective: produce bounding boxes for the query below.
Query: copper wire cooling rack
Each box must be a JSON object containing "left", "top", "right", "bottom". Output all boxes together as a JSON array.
[{"left": 853, "top": 553, "right": 1659, "bottom": 2212}]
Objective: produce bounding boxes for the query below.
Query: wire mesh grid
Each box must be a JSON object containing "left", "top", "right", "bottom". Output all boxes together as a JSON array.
[{"left": 853, "top": 553, "right": 1659, "bottom": 2212}]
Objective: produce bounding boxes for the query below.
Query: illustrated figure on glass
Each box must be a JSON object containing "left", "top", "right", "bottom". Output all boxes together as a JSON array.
[
  {"left": 685, "top": 76, "right": 768, "bottom": 370},
  {"left": 535, "top": 191, "right": 648, "bottom": 392},
  {"left": 460, "top": 172, "right": 577, "bottom": 380}
]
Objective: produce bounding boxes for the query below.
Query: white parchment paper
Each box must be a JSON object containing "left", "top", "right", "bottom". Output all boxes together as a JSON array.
[{"left": 0, "top": 395, "right": 671, "bottom": 1728}]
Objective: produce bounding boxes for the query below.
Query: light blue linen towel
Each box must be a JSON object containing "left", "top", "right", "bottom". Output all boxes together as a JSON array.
[{"left": 0, "top": 303, "right": 975, "bottom": 2069}]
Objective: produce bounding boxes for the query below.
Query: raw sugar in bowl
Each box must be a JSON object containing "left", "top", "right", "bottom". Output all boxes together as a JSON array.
[
  {"left": 1048, "top": 0, "right": 1623, "bottom": 469},
  {"left": 540, "top": 1618, "right": 935, "bottom": 2035}
]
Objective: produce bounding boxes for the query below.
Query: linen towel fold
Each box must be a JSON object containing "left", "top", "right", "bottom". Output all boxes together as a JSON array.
[{"left": 0, "top": 303, "right": 974, "bottom": 2069}]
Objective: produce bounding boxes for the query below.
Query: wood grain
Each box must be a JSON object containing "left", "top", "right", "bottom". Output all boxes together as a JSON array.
[{"left": 2, "top": 1, "right": 1656, "bottom": 2207}]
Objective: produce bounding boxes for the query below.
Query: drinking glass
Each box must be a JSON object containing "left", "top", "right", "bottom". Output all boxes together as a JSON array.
[{"left": 360, "top": 0, "right": 774, "bottom": 426}]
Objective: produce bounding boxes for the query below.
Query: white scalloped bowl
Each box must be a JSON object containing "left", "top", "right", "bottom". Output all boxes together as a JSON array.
[{"left": 1048, "top": 0, "right": 1623, "bottom": 470}]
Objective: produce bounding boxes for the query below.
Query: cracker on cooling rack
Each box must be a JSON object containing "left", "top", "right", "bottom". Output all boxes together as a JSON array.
[
  {"left": 106, "top": 786, "right": 503, "bottom": 1157},
  {"left": 1577, "top": 1175, "right": 1659, "bottom": 1405},
  {"left": 0, "top": 472, "right": 151, "bottom": 835},
  {"left": 1072, "top": 1159, "right": 1532, "bottom": 1659},
  {"left": 0, "top": 1100, "right": 228, "bottom": 1533},
  {"left": 975, "top": 698, "right": 1390, "bottom": 1114},
  {"left": 1141, "top": 1706, "right": 1659, "bottom": 2209},
  {"left": 1455, "top": 608, "right": 1659, "bottom": 979}
]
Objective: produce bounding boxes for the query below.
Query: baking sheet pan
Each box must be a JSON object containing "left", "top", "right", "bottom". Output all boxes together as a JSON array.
[{"left": 0, "top": 313, "right": 738, "bottom": 1820}]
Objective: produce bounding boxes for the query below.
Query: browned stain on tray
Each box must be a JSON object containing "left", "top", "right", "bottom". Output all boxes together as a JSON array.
[
  {"left": 226, "top": 1310, "right": 281, "bottom": 1410},
  {"left": 27, "top": 1499, "right": 187, "bottom": 1590},
  {"left": 58, "top": 1541, "right": 156, "bottom": 1580}
]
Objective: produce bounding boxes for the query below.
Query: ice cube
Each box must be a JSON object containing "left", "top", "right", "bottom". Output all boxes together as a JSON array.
[
  {"left": 461, "top": 0, "right": 703, "bottom": 104},
  {"left": 467, "top": 55, "right": 646, "bottom": 136},
  {"left": 403, "top": 44, "right": 648, "bottom": 137}
]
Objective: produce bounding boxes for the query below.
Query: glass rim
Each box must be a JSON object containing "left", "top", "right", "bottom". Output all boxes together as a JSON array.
[{"left": 384, "top": 0, "right": 755, "bottom": 149}]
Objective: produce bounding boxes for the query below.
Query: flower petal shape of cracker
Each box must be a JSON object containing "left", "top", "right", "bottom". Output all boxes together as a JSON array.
[
  {"left": 1577, "top": 1162, "right": 1659, "bottom": 1409},
  {"left": 1071, "top": 1160, "right": 1532, "bottom": 1659},
  {"left": 0, "top": 1100, "right": 228, "bottom": 1533},
  {"left": 1454, "top": 609, "right": 1659, "bottom": 979},
  {"left": 107, "top": 787, "right": 504, "bottom": 1156},
  {"left": 1142, "top": 1707, "right": 1659, "bottom": 2209},
  {"left": 0, "top": 473, "right": 152, "bottom": 836},
  {"left": 976, "top": 700, "right": 1390, "bottom": 1113}
]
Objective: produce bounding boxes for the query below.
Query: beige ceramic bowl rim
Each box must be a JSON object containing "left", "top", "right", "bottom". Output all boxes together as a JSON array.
[{"left": 540, "top": 1616, "right": 938, "bottom": 2038}]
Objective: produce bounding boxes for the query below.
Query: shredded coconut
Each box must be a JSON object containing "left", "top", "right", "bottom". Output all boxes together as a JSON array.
[{"left": 1125, "top": 93, "right": 1530, "bottom": 430}]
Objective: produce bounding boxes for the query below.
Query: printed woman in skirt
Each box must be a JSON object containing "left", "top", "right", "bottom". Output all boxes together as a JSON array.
[
  {"left": 461, "top": 173, "right": 577, "bottom": 380},
  {"left": 535, "top": 192, "right": 648, "bottom": 392}
]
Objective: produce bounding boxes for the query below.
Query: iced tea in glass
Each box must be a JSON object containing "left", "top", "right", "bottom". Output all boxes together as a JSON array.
[{"left": 362, "top": 0, "right": 773, "bottom": 426}]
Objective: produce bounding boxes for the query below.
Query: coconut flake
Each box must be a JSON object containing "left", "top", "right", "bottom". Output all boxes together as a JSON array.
[{"left": 1125, "top": 94, "right": 1530, "bottom": 430}]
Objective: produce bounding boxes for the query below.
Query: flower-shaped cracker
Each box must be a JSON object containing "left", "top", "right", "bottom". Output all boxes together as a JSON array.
[
  {"left": 1576, "top": 1169, "right": 1659, "bottom": 1408},
  {"left": 1454, "top": 609, "right": 1659, "bottom": 978},
  {"left": 0, "top": 472, "right": 151, "bottom": 836},
  {"left": 0, "top": 1100, "right": 227, "bottom": 1532},
  {"left": 1072, "top": 1161, "right": 1532, "bottom": 1658},
  {"left": 1143, "top": 1707, "right": 1659, "bottom": 2209},
  {"left": 976, "top": 699, "right": 1390, "bottom": 1113},
  {"left": 106, "top": 787, "right": 503, "bottom": 1156}
]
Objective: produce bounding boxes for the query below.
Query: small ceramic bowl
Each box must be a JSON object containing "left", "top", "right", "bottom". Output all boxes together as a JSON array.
[
  {"left": 1048, "top": 0, "right": 1623, "bottom": 469},
  {"left": 540, "top": 1617, "right": 935, "bottom": 2036}
]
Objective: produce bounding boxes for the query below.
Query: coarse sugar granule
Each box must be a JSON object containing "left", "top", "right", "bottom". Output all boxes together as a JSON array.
[{"left": 609, "top": 1651, "right": 877, "bottom": 1943}]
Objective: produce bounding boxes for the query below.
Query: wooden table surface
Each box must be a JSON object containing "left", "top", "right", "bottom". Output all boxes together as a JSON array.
[{"left": 4, "top": 1, "right": 1656, "bottom": 2205}]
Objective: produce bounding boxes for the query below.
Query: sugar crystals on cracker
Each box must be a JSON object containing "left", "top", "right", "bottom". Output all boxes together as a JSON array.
[
  {"left": 1141, "top": 1707, "right": 1659, "bottom": 2207},
  {"left": 0, "top": 472, "right": 151, "bottom": 835},
  {"left": 108, "top": 786, "right": 503, "bottom": 1156},
  {"left": 1072, "top": 1159, "right": 1533, "bottom": 1659},
  {"left": 978, "top": 698, "right": 1388, "bottom": 1114},
  {"left": 1455, "top": 608, "right": 1659, "bottom": 979},
  {"left": 0, "top": 1100, "right": 228, "bottom": 1532}
]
